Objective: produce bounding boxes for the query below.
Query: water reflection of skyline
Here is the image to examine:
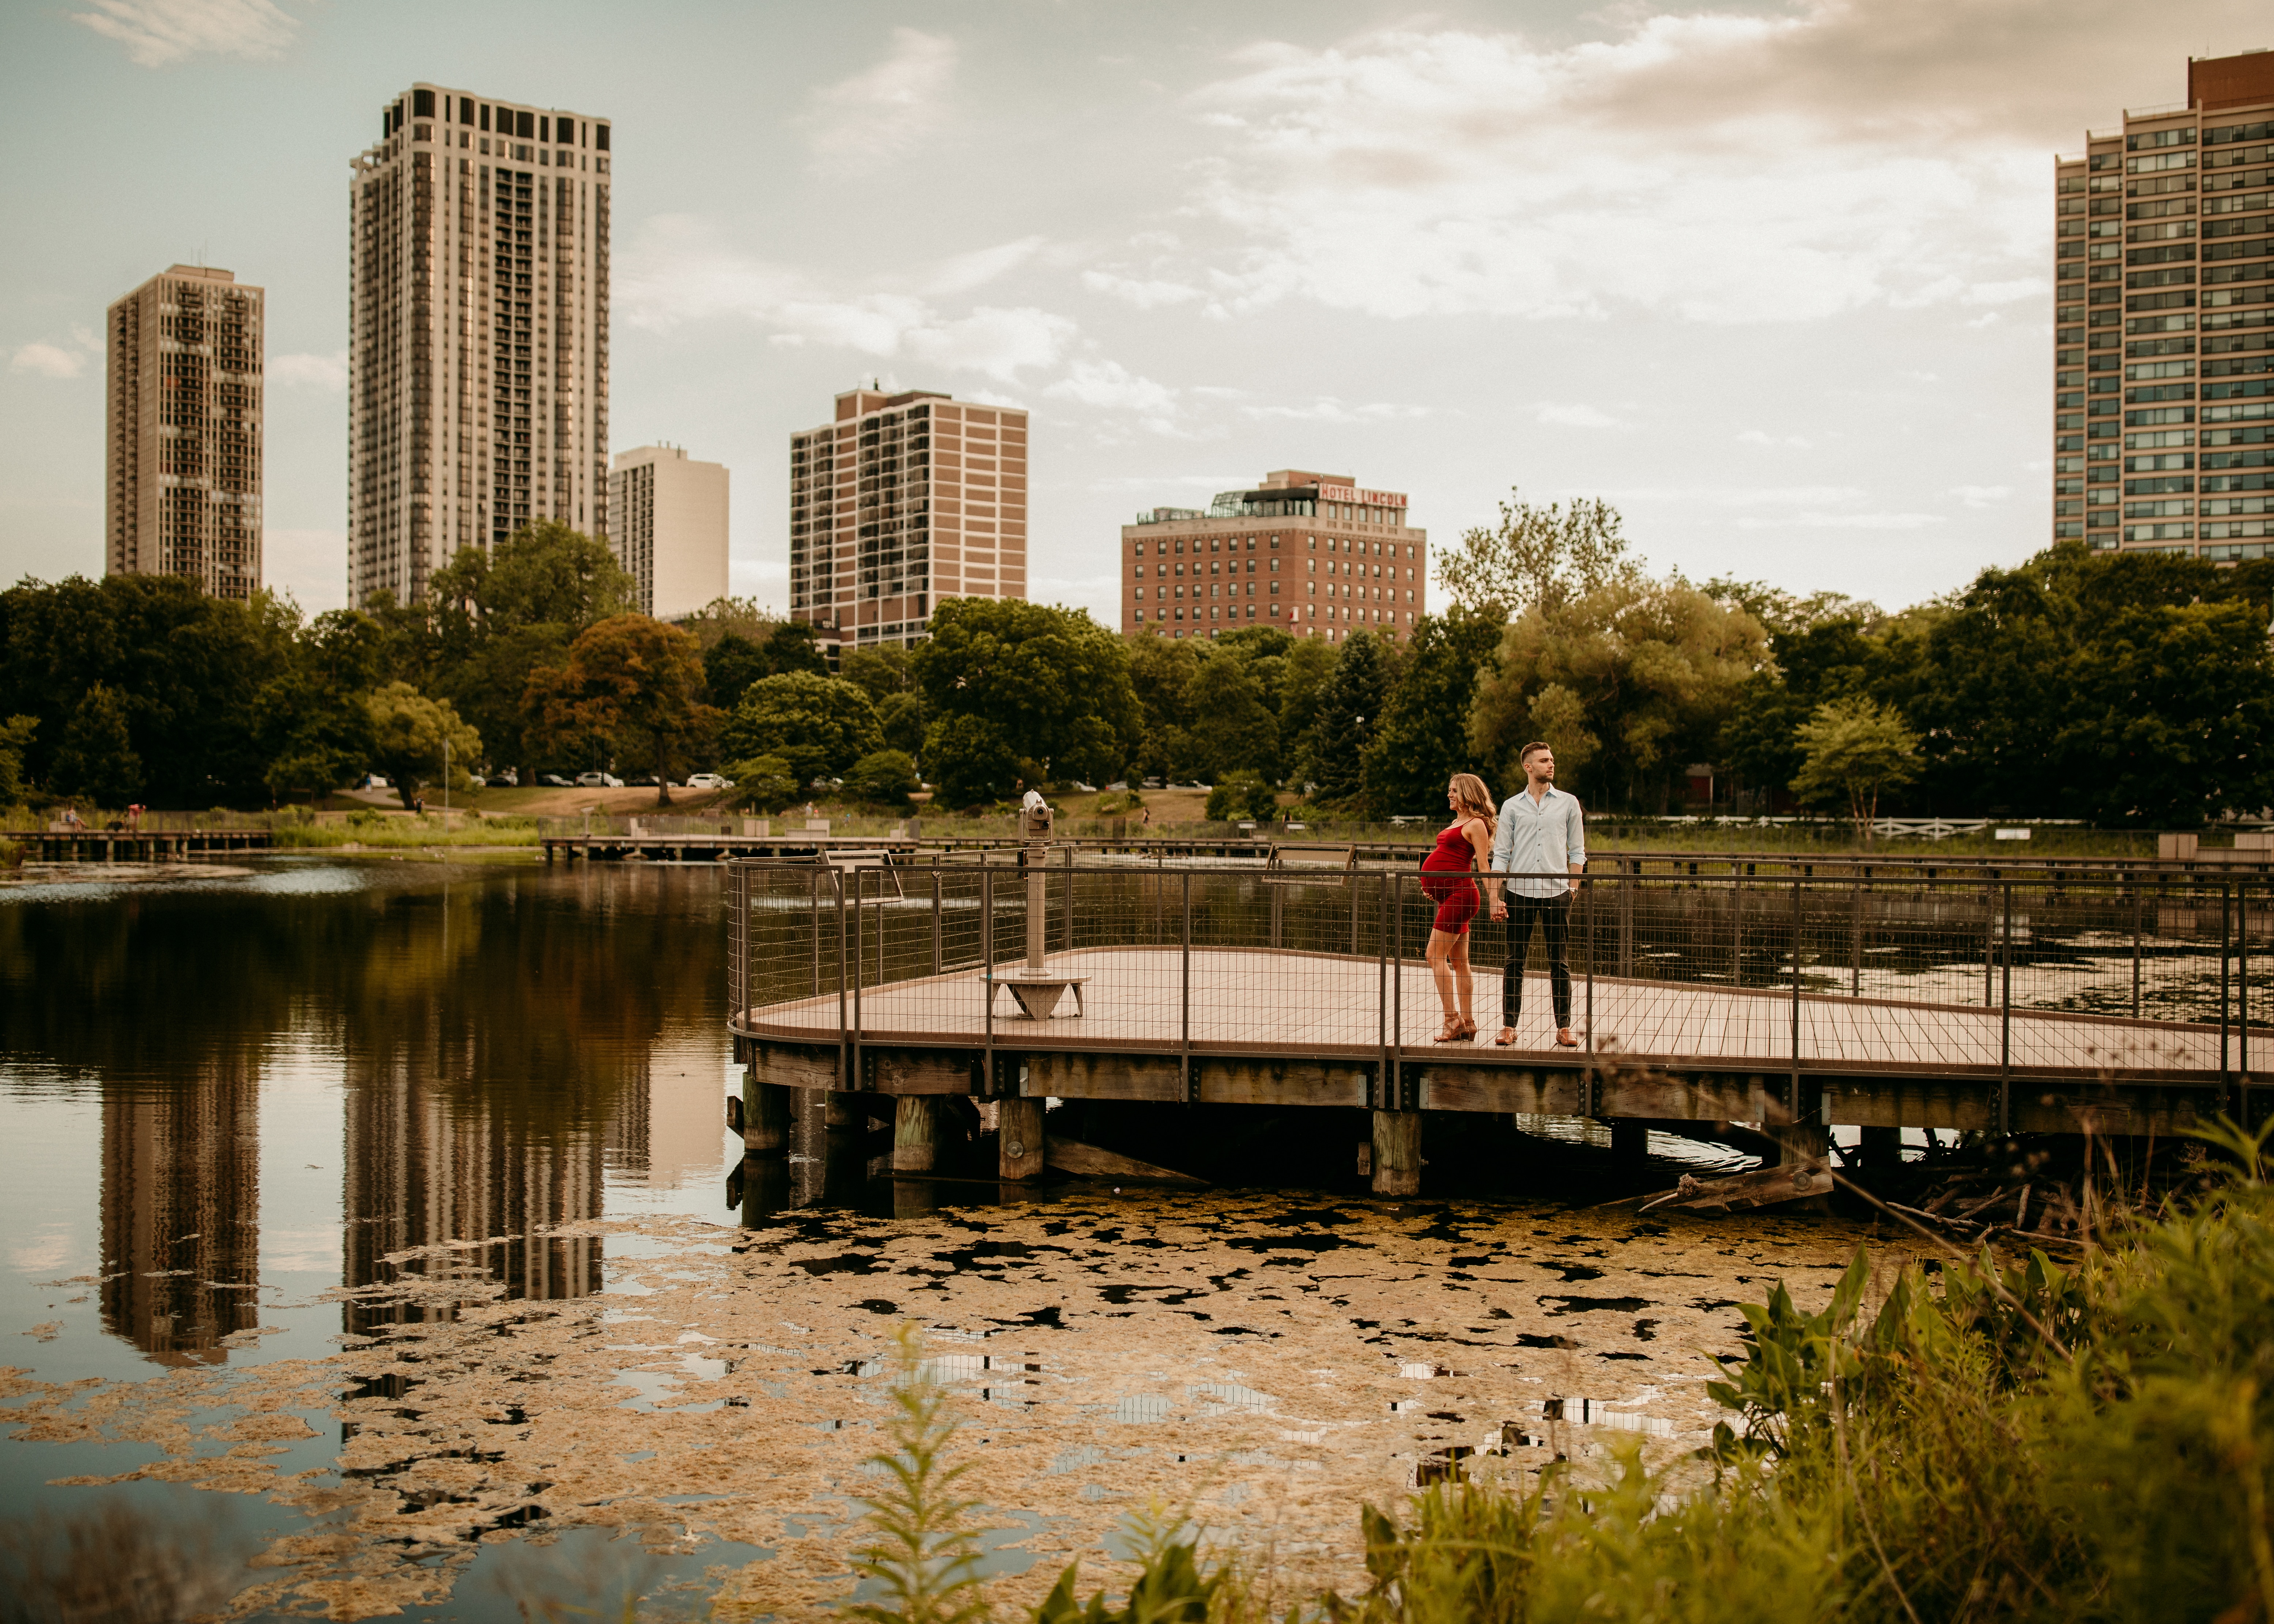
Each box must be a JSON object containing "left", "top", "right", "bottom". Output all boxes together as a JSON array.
[{"left": 0, "top": 863, "right": 734, "bottom": 1364}]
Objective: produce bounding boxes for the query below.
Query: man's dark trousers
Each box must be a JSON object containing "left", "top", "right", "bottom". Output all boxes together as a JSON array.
[{"left": 1503, "top": 891, "right": 1572, "bottom": 1028}]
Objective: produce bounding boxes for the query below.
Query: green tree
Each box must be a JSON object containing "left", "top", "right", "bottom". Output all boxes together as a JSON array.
[
  {"left": 1126, "top": 632, "right": 1201, "bottom": 781},
  {"left": 257, "top": 609, "right": 390, "bottom": 802},
  {"left": 525, "top": 615, "right": 720, "bottom": 807},
  {"left": 1364, "top": 609, "right": 1505, "bottom": 815},
  {"left": 1790, "top": 697, "right": 1920, "bottom": 841},
  {"left": 51, "top": 684, "right": 141, "bottom": 806},
  {"left": 426, "top": 521, "right": 633, "bottom": 785},
  {"left": 720, "top": 671, "right": 882, "bottom": 788},
  {"left": 364, "top": 683, "right": 481, "bottom": 810},
  {"left": 703, "top": 634, "right": 770, "bottom": 711},
  {"left": 1276, "top": 635, "right": 1340, "bottom": 783},
  {"left": 1308, "top": 633, "right": 1395, "bottom": 803},
  {"left": 723, "top": 753, "right": 799, "bottom": 812},
  {"left": 0, "top": 714, "right": 34, "bottom": 805},
  {"left": 1438, "top": 487, "right": 1637, "bottom": 620},
  {"left": 878, "top": 691, "right": 929, "bottom": 761},
  {"left": 921, "top": 713, "right": 1025, "bottom": 808},
  {"left": 841, "top": 646, "right": 918, "bottom": 703},
  {"left": 1204, "top": 772, "right": 1278, "bottom": 822},
  {"left": 843, "top": 749, "right": 919, "bottom": 807},
  {"left": 1186, "top": 650, "right": 1279, "bottom": 782},
  {"left": 913, "top": 599, "right": 1140, "bottom": 792},
  {"left": 1468, "top": 576, "right": 1768, "bottom": 811}
]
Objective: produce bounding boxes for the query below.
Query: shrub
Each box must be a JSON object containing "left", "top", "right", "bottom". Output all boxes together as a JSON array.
[
  {"left": 845, "top": 749, "right": 919, "bottom": 808},
  {"left": 1204, "top": 772, "right": 1277, "bottom": 822}
]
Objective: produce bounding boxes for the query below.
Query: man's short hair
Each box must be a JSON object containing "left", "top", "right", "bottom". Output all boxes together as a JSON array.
[{"left": 1519, "top": 741, "right": 1552, "bottom": 762}]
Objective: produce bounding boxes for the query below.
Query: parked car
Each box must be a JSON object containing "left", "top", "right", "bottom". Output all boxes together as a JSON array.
[
  {"left": 624, "top": 773, "right": 661, "bottom": 787},
  {"left": 1070, "top": 781, "right": 1098, "bottom": 794},
  {"left": 358, "top": 774, "right": 390, "bottom": 791},
  {"left": 575, "top": 771, "right": 625, "bottom": 788},
  {"left": 684, "top": 772, "right": 736, "bottom": 791},
  {"left": 537, "top": 773, "right": 573, "bottom": 788},
  {"left": 486, "top": 770, "right": 518, "bottom": 788}
]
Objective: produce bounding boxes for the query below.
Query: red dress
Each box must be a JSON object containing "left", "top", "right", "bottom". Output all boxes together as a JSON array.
[{"left": 1420, "top": 820, "right": 1482, "bottom": 934}]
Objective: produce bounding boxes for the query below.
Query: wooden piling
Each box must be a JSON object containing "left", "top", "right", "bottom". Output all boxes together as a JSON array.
[
  {"left": 1371, "top": 1109, "right": 1421, "bottom": 1197},
  {"left": 743, "top": 1075, "right": 791, "bottom": 1154},
  {"left": 825, "top": 1091, "right": 862, "bottom": 1129},
  {"left": 894, "top": 1095, "right": 942, "bottom": 1173},
  {"left": 1859, "top": 1125, "right": 1902, "bottom": 1170},
  {"left": 1610, "top": 1120, "right": 1649, "bottom": 1163},
  {"left": 1762, "top": 1120, "right": 1831, "bottom": 1168},
  {"left": 998, "top": 1095, "right": 1046, "bottom": 1181}
]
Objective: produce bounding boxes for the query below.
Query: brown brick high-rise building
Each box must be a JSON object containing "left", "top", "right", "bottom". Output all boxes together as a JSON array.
[
  {"left": 2054, "top": 50, "right": 2274, "bottom": 560},
  {"left": 349, "top": 84, "right": 611, "bottom": 608},
  {"left": 789, "top": 388, "right": 1027, "bottom": 652},
  {"left": 1121, "top": 470, "right": 1425, "bottom": 643},
  {"left": 105, "top": 264, "right": 264, "bottom": 600}
]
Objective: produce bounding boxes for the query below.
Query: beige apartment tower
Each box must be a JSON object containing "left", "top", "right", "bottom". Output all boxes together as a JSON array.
[
  {"left": 789, "top": 388, "right": 1027, "bottom": 651},
  {"left": 1121, "top": 471, "right": 1425, "bottom": 643},
  {"left": 105, "top": 265, "right": 263, "bottom": 600},
  {"left": 349, "top": 84, "right": 612, "bottom": 608},
  {"left": 609, "top": 444, "right": 728, "bottom": 621},
  {"left": 2054, "top": 51, "right": 2273, "bottom": 560}
]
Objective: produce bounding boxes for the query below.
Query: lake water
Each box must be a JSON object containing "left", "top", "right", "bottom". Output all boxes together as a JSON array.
[{"left": 0, "top": 856, "right": 1903, "bottom": 1621}]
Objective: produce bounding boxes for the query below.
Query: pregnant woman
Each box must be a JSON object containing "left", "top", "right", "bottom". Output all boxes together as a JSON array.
[{"left": 1419, "top": 773, "right": 1498, "bottom": 1043}]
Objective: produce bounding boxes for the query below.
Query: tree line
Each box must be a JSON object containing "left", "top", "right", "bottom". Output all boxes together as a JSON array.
[{"left": 7, "top": 498, "right": 2274, "bottom": 824}]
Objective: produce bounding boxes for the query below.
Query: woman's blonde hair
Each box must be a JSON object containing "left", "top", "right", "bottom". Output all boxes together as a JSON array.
[{"left": 1448, "top": 772, "right": 1496, "bottom": 840}]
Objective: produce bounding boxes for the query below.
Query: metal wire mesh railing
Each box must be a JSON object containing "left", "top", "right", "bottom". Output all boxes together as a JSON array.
[{"left": 729, "top": 858, "right": 2269, "bottom": 1090}]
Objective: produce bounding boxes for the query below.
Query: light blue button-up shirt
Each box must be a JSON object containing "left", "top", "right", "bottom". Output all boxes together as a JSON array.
[{"left": 1491, "top": 786, "right": 1586, "bottom": 899}]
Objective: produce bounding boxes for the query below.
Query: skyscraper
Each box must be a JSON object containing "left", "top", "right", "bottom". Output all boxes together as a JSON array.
[
  {"left": 1121, "top": 470, "right": 1427, "bottom": 643},
  {"left": 348, "top": 84, "right": 611, "bottom": 608},
  {"left": 105, "top": 264, "right": 264, "bottom": 600},
  {"left": 2055, "top": 51, "right": 2274, "bottom": 560},
  {"left": 789, "top": 388, "right": 1027, "bottom": 652},
  {"left": 608, "top": 444, "right": 729, "bottom": 621}
]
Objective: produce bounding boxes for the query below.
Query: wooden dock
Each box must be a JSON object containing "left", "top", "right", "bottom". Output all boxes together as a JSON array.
[
  {"left": 723, "top": 856, "right": 2274, "bottom": 1194},
  {"left": 5, "top": 829, "right": 275, "bottom": 862},
  {"left": 543, "top": 833, "right": 920, "bottom": 864}
]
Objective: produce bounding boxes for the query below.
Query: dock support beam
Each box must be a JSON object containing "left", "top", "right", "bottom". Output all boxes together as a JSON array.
[
  {"left": 1859, "top": 1126, "right": 1901, "bottom": 1170},
  {"left": 894, "top": 1096, "right": 943, "bottom": 1173},
  {"left": 998, "top": 1095, "right": 1046, "bottom": 1181},
  {"left": 743, "top": 1075, "right": 791, "bottom": 1154},
  {"left": 1371, "top": 1110, "right": 1421, "bottom": 1197},
  {"left": 1763, "top": 1121, "right": 1831, "bottom": 1168},
  {"left": 825, "top": 1091, "right": 862, "bottom": 1130}
]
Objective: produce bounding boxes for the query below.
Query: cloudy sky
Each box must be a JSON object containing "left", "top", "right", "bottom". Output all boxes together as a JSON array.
[{"left": 2, "top": 0, "right": 2268, "bottom": 620}]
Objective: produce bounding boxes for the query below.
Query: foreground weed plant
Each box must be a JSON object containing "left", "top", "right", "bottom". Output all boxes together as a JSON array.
[{"left": 846, "top": 1120, "right": 2274, "bottom": 1623}]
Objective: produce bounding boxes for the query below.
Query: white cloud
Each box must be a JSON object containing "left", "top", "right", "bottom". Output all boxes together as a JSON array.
[
  {"left": 269, "top": 350, "right": 345, "bottom": 390},
  {"left": 1739, "top": 510, "right": 1946, "bottom": 531},
  {"left": 928, "top": 237, "right": 1046, "bottom": 296},
  {"left": 1082, "top": 271, "right": 1205, "bottom": 309},
  {"left": 1537, "top": 402, "right": 1618, "bottom": 429},
  {"left": 1240, "top": 397, "right": 1427, "bottom": 424},
  {"left": 622, "top": 217, "right": 1074, "bottom": 381},
  {"left": 72, "top": 0, "right": 296, "bottom": 67},
  {"left": 1950, "top": 484, "right": 2013, "bottom": 508},
  {"left": 1172, "top": 7, "right": 2100, "bottom": 326},
  {"left": 806, "top": 28, "right": 956, "bottom": 170},
  {"left": 1736, "top": 429, "right": 1813, "bottom": 448},
  {"left": 10, "top": 343, "right": 84, "bottom": 379},
  {"left": 1046, "top": 359, "right": 1178, "bottom": 415}
]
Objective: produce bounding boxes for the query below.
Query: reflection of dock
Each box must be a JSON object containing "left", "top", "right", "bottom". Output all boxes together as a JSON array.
[
  {"left": 728, "top": 860, "right": 2267, "bottom": 1197},
  {"left": 543, "top": 834, "right": 915, "bottom": 864}
]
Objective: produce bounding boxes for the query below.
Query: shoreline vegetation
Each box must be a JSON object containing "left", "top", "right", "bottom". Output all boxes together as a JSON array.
[{"left": 844, "top": 1123, "right": 2274, "bottom": 1623}]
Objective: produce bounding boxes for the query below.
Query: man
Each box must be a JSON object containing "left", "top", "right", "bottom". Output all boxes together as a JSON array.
[{"left": 1487, "top": 741, "right": 1586, "bottom": 1049}]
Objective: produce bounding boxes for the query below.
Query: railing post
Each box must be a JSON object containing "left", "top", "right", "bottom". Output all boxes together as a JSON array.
[
  {"left": 1850, "top": 874, "right": 1862, "bottom": 997},
  {"left": 2241, "top": 878, "right": 2251, "bottom": 1121},
  {"left": 851, "top": 868, "right": 864, "bottom": 1091},
  {"left": 2222, "top": 882, "right": 2234, "bottom": 1092},
  {"left": 2133, "top": 889, "right": 2143, "bottom": 1020},
  {"left": 982, "top": 866, "right": 995, "bottom": 1089},
  {"left": 1062, "top": 841, "right": 1074, "bottom": 956},
  {"left": 1391, "top": 871, "right": 1404, "bottom": 1107},
  {"left": 1999, "top": 881, "right": 2013, "bottom": 1136},
  {"left": 931, "top": 868, "right": 943, "bottom": 975},
  {"left": 1788, "top": 875, "right": 1802, "bottom": 1117},
  {"left": 1584, "top": 864, "right": 1596, "bottom": 1093},
  {"left": 1181, "top": 869, "right": 1194, "bottom": 1101}
]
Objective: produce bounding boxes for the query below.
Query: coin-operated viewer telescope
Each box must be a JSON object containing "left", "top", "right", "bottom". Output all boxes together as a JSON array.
[{"left": 990, "top": 790, "right": 1088, "bottom": 1020}]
